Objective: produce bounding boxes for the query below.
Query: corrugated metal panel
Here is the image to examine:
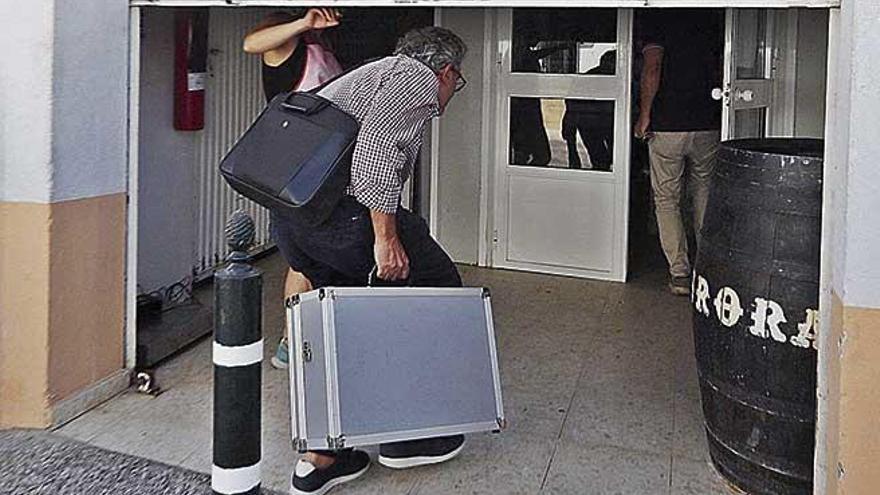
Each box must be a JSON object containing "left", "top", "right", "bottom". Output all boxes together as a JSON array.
[{"left": 194, "top": 8, "right": 272, "bottom": 278}]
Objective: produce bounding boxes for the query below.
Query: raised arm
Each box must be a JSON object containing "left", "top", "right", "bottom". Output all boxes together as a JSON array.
[{"left": 242, "top": 8, "right": 340, "bottom": 54}]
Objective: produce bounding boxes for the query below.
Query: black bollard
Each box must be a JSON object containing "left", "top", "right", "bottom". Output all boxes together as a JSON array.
[{"left": 212, "top": 210, "right": 262, "bottom": 495}]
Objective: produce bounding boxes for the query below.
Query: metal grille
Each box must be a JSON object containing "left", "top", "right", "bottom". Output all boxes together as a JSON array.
[{"left": 194, "top": 8, "right": 273, "bottom": 278}]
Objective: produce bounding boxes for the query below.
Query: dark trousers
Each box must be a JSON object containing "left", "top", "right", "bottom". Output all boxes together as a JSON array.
[
  {"left": 562, "top": 108, "right": 614, "bottom": 171},
  {"left": 270, "top": 197, "right": 461, "bottom": 289}
]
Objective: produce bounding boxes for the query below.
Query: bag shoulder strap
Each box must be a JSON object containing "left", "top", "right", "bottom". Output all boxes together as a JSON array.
[{"left": 306, "top": 56, "right": 383, "bottom": 95}]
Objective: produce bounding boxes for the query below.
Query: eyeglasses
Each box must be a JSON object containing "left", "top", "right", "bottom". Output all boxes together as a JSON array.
[{"left": 453, "top": 70, "right": 467, "bottom": 93}]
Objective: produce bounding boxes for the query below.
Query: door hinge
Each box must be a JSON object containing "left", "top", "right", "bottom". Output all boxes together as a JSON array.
[
  {"left": 302, "top": 341, "right": 313, "bottom": 363},
  {"left": 492, "top": 229, "right": 499, "bottom": 243}
]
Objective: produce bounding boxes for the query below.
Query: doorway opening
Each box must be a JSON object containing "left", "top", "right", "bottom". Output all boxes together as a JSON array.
[
  {"left": 624, "top": 7, "right": 829, "bottom": 281},
  {"left": 627, "top": 8, "right": 725, "bottom": 279},
  {"left": 133, "top": 6, "right": 433, "bottom": 368}
]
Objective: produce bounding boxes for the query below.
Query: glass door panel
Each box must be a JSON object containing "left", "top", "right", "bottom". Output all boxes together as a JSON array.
[{"left": 492, "top": 9, "right": 632, "bottom": 281}]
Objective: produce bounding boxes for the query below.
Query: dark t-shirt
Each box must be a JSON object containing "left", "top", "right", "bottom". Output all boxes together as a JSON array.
[
  {"left": 642, "top": 9, "right": 723, "bottom": 132},
  {"left": 261, "top": 41, "right": 308, "bottom": 103}
]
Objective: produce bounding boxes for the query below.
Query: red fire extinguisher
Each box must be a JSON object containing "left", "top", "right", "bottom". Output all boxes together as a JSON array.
[{"left": 174, "top": 9, "right": 209, "bottom": 131}]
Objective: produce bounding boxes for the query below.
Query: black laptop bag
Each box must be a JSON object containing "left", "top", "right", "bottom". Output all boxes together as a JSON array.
[{"left": 219, "top": 80, "right": 360, "bottom": 225}]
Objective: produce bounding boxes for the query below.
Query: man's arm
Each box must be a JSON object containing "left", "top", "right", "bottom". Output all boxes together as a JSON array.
[
  {"left": 349, "top": 65, "right": 438, "bottom": 281},
  {"left": 371, "top": 210, "right": 409, "bottom": 281},
  {"left": 636, "top": 46, "right": 663, "bottom": 138}
]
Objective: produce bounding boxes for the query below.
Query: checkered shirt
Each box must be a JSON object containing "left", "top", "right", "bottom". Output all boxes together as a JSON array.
[{"left": 318, "top": 55, "right": 440, "bottom": 214}]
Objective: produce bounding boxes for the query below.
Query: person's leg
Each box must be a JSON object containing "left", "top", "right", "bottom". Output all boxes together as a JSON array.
[
  {"left": 285, "top": 269, "right": 313, "bottom": 298},
  {"left": 562, "top": 109, "right": 583, "bottom": 169},
  {"left": 272, "top": 269, "right": 314, "bottom": 370},
  {"left": 270, "top": 211, "right": 370, "bottom": 494},
  {"left": 279, "top": 202, "right": 466, "bottom": 471},
  {"left": 396, "top": 208, "right": 462, "bottom": 287},
  {"left": 685, "top": 130, "right": 720, "bottom": 246},
  {"left": 290, "top": 199, "right": 461, "bottom": 288},
  {"left": 286, "top": 198, "right": 376, "bottom": 287},
  {"left": 648, "top": 132, "right": 691, "bottom": 291},
  {"left": 376, "top": 207, "right": 466, "bottom": 469},
  {"left": 582, "top": 128, "right": 613, "bottom": 172}
]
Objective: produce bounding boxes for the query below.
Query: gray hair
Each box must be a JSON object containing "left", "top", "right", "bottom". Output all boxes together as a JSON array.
[{"left": 394, "top": 27, "right": 467, "bottom": 73}]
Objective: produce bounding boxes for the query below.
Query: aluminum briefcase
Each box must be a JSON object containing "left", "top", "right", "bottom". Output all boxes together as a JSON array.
[{"left": 286, "top": 286, "right": 505, "bottom": 452}]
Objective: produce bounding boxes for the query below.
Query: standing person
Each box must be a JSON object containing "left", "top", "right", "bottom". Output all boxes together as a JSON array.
[
  {"left": 562, "top": 49, "right": 616, "bottom": 170},
  {"left": 634, "top": 9, "right": 723, "bottom": 295},
  {"left": 509, "top": 32, "right": 552, "bottom": 166},
  {"left": 270, "top": 27, "right": 468, "bottom": 495},
  {"left": 243, "top": 8, "right": 343, "bottom": 369}
]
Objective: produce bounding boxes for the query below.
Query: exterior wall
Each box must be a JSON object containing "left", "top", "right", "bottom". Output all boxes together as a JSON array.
[
  {"left": 0, "top": 203, "right": 52, "bottom": 427},
  {"left": 0, "top": 1, "right": 54, "bottom": 203},
  {"left": 0, "top": 0, "right": 129, "bottom": 428},
  {"left": 51, "top": 0, "right": 129, "bottom": 202},
  {"left": 47, "top": 195, "right": 127, "bottom": 404},
  {"left": 817, "top": 0, "right": 880, "bottom": 492},
  {"left": 434, "top": 8, "right": 487, "bottom": 264}
]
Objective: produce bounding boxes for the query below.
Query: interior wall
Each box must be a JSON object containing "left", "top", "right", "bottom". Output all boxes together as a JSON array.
[
  {"left": 137, "top": 8, "right": 199, "bottom": 293},
  {"left": 794, "top": 8, "right": 828, "bottom": 138},
  {"left": 434, "top": 8, "right": 487, "bottom": 265}
]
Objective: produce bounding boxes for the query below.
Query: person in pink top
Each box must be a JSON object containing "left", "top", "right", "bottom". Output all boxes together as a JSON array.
[{"left": 243, "top": 8, "right": 344, "bottom": 370}]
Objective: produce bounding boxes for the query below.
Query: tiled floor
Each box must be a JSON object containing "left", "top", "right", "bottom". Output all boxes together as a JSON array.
[{"left": 57, "top": 254, "right": 738, "bottom": 495}]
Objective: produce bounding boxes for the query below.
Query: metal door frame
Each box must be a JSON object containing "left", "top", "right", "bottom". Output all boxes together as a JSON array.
[
  {"left": 488, "top": 8, "right": 633, "bottom": 281},
  {"left": 722, "top": 8, "right": 778, "bottom": 139}
]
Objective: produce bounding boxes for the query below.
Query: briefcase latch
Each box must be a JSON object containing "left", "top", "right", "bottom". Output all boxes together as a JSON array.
[{"left": 302, "top": 341, "right": 313, "bottom": 363}]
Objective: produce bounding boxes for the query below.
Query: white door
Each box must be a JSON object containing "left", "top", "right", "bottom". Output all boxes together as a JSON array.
[
  {"left": 721, "top": 8, "right": 778, "bottom": 139},
  {"left": 491, "top": 8, "right": 632, "bottom": 282}
]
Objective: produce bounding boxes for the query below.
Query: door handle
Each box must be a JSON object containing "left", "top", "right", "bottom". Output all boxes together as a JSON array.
[
  {"left": 711, "top": 88, "right": 729, "bottom": 102},
  {"left": 734, "top": 88, "right": 755, "bottom": 103}
]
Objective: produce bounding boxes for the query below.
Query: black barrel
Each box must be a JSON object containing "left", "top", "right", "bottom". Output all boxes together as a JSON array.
[{"left": 693, "top": 139, "right": 823, "bottom": 495}]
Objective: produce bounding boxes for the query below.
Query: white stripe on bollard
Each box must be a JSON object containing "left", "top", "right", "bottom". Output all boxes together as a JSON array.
[
  {"left": 212, "top": 461, "right": 261, "bottom": 494},
  {"left": 212, "top": 340, "right": 264, "bottom": 368}
]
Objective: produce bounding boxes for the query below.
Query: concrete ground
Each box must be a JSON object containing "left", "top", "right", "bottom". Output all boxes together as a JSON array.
[{"left": 57, "top": 253, "right": 737, "bottom": 495}]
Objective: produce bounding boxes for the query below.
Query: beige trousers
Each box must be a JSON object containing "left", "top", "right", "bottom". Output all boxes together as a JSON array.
[{"left": 648, "top": 130, "right": 720, "bottom": 278}]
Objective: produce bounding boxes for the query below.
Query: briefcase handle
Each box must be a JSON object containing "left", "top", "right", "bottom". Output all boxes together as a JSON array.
[{"left": 281, "top": 92, "right": 330, "bottom": 115}]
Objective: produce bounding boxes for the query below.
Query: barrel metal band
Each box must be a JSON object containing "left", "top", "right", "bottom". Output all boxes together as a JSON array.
[
  {"left": 211, "top": 461, "right": 261, "bottom": 494},
  {"left": 213, "top": 340, "right": 263, "bottom": 367}
]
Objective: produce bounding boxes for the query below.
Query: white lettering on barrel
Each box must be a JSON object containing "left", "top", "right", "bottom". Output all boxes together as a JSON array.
[
  {"left": 791, "top": 309, "right": 819, "bottom": 350},
  {"left": 694, "top": 275, "right": 711, "bottom": 317},
  {"left": 749, "top": 298, "right": 788, "bottom": 342},
  {"left": 713, "top": 287, "right": 744, "bottom": 328}
]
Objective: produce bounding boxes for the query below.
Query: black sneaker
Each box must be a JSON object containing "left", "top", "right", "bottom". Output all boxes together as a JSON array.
[
  {"left": 291, "top": 450, "right": 370, "bottom": 495},
  {"left": 378, "top": 435, "right": 465, "bottom": 469}
]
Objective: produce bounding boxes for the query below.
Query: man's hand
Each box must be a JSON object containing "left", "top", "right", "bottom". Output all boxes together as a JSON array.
[
  {"left": 303, "top": 8, "right": 342, "bottom": 31},
  {"left": 374, "top": 236, "right": 410, "bottom": 281},
  {"left": 371, "top": 210, "right": 410, "bottom": 281},
  {"left": 634, "top": 114, "right": 651, "bottom": 140}
]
